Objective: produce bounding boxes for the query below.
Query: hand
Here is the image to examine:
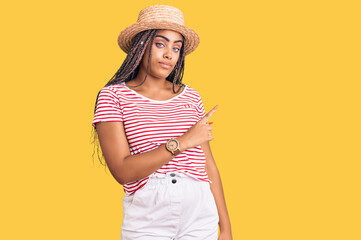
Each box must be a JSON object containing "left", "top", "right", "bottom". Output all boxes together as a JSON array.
[{"left": 178, "top": 105, "right": 218, "bottom": 151}]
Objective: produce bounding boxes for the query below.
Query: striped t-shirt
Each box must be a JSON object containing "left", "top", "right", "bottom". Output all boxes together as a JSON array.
[{"left": 92, "top": 81, "right": 211, "bottom": 195}]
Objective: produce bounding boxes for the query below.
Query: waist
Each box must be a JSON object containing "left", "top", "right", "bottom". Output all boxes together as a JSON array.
[
  {"left": 123, "top": 170, "right": 211, "bottom": 195},
  {"left": 146, "top": 172, "right": 204, "bottom": 187}
]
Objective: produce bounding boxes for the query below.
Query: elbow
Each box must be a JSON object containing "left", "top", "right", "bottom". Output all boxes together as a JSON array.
[
  {"left": 113, "top": 166, "right": 130, "bottom": 185},
  {"left": 113, "top": 164, "right": 133, "bottom": 185},
  {"left": 116, "top": 178, "right": 127, "bottom": 186},
  {"left": 105, "top": 157, "right": 134, "bottom": 185},
  {"left": 112, "top": 170, "right": 127, "bottom": 185},
  {"left": 107, "top": 155, "right": 138, "bottom": 185},
  {"left": 114, "top": 173, "right": 125, "bottom": 185},
  {"left": 115, "top": 175, "right": 133, "bottom": 185},
  {"left": 107, "top": 158, "right": 130, "bottom": 185}
]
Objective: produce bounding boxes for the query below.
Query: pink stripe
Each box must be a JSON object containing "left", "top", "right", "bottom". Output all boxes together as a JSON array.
[{"left": 93, "top": 83, "right": 210, "bottom": 195}]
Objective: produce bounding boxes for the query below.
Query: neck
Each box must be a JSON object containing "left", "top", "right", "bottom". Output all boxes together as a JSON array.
[{"left": 130, "top": 69, "right": 170, "bottom": 91}]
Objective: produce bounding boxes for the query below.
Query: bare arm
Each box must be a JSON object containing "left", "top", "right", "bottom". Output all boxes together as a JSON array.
[
  {"left": 95, "top": 121, "right": 187, "bottom": 185},
  {"left": 95, "top": 105, "right": 218, "bottom": 185},
  {"left": 202, "top": 141, "right": 233, "bottom": 239}
]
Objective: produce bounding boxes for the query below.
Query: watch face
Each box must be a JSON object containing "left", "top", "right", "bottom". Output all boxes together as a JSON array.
[{"left": 167, "top": 139, "right": 179, "bottom": 151}]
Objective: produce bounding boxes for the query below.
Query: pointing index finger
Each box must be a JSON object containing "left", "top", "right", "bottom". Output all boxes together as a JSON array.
[{"left": 202, "top": 105, "right": 218, "bottom": 123}]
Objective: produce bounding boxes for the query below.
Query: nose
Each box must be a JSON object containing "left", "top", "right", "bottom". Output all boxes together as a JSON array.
[{"left": 164, "top": 48, "right": 172, "bottom": 60}]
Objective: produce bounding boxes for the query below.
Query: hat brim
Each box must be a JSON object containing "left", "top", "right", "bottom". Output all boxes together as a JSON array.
[{"left": 117, "top": 22, "right": 200, "bottom": 55}]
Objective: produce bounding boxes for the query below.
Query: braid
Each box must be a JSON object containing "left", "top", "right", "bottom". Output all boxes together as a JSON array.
[
  {"left": 91, "top": 29, "right": 187, "bottom": 167},
  {"left": 167, "top": 34, "right": 186, "bottom": 93},
  {"left": 105, "top": 29, "right": 158, "bottom": 87}
]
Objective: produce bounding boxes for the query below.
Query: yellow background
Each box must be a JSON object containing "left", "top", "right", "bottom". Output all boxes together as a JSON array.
[{"left": 1, "top": 0, "right": 360, "bottom": 239}]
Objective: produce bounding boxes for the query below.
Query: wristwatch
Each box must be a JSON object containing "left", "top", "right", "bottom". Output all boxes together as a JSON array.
[{"left": 165, "top": 138, "right": 181, "bottom": 156}]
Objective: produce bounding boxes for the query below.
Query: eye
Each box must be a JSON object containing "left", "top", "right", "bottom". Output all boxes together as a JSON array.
[
  {"left": 173, "top": 47, "right": 180, "bottom": 52},
  {"left": 155, "top": 43, "right": 164, "bottom": 47}
]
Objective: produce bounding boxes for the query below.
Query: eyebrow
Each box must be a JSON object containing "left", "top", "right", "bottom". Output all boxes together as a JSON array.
[{"left": 155, "top": 35, "right": 183, "bottom": 44}]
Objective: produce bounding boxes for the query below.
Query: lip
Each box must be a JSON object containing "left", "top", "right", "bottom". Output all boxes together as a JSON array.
[{"left": 159, "top": 62, "right": 172, "bottom": 69}]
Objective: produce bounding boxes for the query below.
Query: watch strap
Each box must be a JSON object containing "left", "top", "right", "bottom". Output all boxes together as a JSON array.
[{"left": 171, "top": 148, "right": 180, "bottom": 156}]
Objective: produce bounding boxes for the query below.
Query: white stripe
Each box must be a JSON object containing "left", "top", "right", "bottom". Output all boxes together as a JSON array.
[{"left": 93, "top": 83, "right": 209, "bottom": 195}]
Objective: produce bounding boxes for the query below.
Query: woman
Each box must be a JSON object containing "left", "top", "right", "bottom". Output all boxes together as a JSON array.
[{"left": 92, "top": 5, "right": 232, "bottom": 240}]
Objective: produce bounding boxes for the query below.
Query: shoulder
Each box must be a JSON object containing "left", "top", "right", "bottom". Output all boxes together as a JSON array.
[
  {"left": 98, "top": 82, "right": 128, "bottom": 99},
  {"left": 100, "top": 82, "right": 126, "bottom": 93},
  {"left": 183, "top": 84, "right": 203, "bottom": 101}
]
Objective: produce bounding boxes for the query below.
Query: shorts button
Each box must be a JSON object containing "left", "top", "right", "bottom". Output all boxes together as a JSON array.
[
  {"left": 172, "top": 179, "right": 177, "bottom": 184},
  {"left": 170, "top": 173, "right": 176, "bottom": 177}
]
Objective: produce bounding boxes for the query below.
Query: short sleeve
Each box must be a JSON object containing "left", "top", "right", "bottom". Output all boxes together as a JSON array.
[
  {"left": 92, "top": 87, "right": 123, "bottom": 128},
  {"left": 195, "top": 93, "right": 206, "bottom": 120}
]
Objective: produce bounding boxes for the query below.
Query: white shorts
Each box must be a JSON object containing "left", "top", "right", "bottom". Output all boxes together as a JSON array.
[{"left": 120, "top": 172, "right": 219, "bottom": 240}]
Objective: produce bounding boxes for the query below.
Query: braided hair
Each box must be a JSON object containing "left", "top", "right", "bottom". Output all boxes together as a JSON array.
[{"left": 91, "top": 29, "right": 186, "bottom": 167}]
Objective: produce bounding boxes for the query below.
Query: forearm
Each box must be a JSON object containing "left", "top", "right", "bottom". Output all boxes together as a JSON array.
[
  {"left": 207, "top": 161, "right": 232, "bottom": 234},
  {"left": 116, "top": 136, "right": 188, "bottom": 184},
  {"left": 119, "top": 144, "right": 171, "bottom": 184},
  {"left": 96, "top": 108, "right": 217, "bottom": 186}
]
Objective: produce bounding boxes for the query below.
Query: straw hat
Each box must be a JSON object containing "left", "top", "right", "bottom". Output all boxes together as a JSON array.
[{"left": 117, "top": 5, "right": 200, "bottom": 55}]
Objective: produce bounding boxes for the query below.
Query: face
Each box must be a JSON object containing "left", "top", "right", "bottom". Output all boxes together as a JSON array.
[{"left": 139, "top": 29, "right": 184, "bottom": 79}]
